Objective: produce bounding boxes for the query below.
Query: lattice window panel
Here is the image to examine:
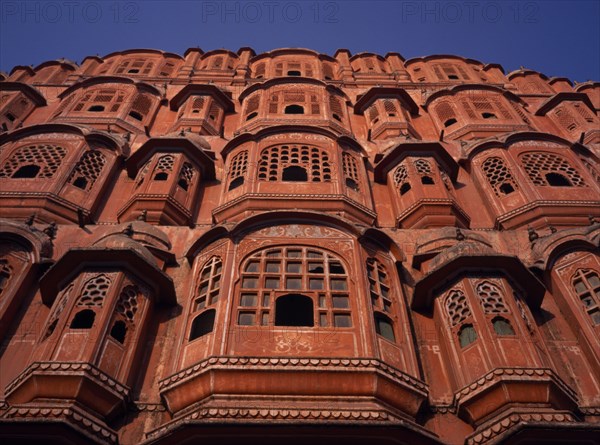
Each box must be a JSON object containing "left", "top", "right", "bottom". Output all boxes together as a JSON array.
[
  {"left": 275, "top": 63, "right": 284, "bottom": 77},
  {"left": 155, "top": 155, "right": 175, "bottom": 174},
  {"left": 72, "top": 89, "right": 126, "bottom": 113},
  {"left": 434, "top": 102, "right": 455, "bottom": 124},
  {"left": 193, "top": 256, "right": 223, "bottom": 312},
  {"left": 393, "top": 164, "right": 409, "bottom": 188},
  {"left": 115, "top": 59, "right": 153, "bottom": 75},
  {"left": 42, "top": 285, "right": 71, "bottom": 340},
  {"left": 159, "top": 62, "right": 176, "bottom": 77},
  {"left": 178, "top": 162, "right": 195, "bottom": 190},
  {"left": 130, "top": 93, "right": 153, "bottom": 118},
  {"left": 383, "top": 100, "right": 398, "bottom": 115},
  {"left": 445, "top": 289, "right": 472, "bottom": 326},
  {"left": 212, "top": 57, "right": 223, "bottom": 69},
  {"left": 310, "top": 95, "right": 320, "bottom": 115},
  {"left": 342, "top": 152, "right": 360, "bottom": 191},
  {"left": 135, "top": 160, "right": 151, "bottom": 189},
  {"left": 510, "top": 101, "right": 531, "bottom": 124},
  {"left": 554, "top": 106, "right": 579, "bottom": 132},
  {"left": 329, "top": 95, "right": 343, "bottom": 117},
  {"left": 53, "top": 95, "right": 75, "bottom": 118},
  {"left": 284, "top": 90, "right": 305, "bottom": 102},
  {"left": 481, "top": 156, "right": 519, "bottom": 197},
  {"left": 414, "top": 159, "right": 433, "bottom": 175},
  {"left": 305, "top": 63, "right": 314, "bottom": 77},
  {"left": 208, "top": 101, "right": 221, "bottom": 122},
  {"left": 367, "top": 258, "right": 392, "bottom": 313},
  {"left": 97, "top": 60, "right": 114, "bottom": 75},
  {"left": 4, "top": 96, "right": 29, "bottom": 119},
  {"left": 461, "top": 100, "right": 478, "bottom": 119},
  {"left": 520, "top": 152, "right": 585, "bottom": 187},
  {"left": 573, "top": 103, "right": 595, "bottom": 123},
  {"left": 258, "top": 145, "right": 331, "bottom": 182},
  {"left": 77, "top": 274, "right": 111, "bottom": 307},
  {"left": 572, "top": 268, "right": 600, "bottom": 325},
  {"left": 269, "top": 93, "right": 279, "bottom": 114},
  {"left": 254, "top": 63, "right": 265, "bottom": 78},
  {"left": 245, "top": 95, "right": 259, "bottom": 116},
  {"left": 229, "top": 151, "right": 248, "bottom": 183},
  {"left": 67, "top": 150, "right": 106, "bottom": 191},
  {"left": 0, "top": 259, "right": 12, "bottom": 295},
  {"left": 368, "top": 105, "right": 379, "bottom": 123},
  {"left": 477, "top": 281, "right": 510, "bottom": 314},
  {"left": 238, "top": 246, "right": 351, "bottom": 328},
  {"left": 582, "top": 159, "right": 600, "bottom": 184},
  {"left": 0, "top": 144, "right": 66, "bottom": 179},
  {"left": 116, "top": 285, "right": 139, "bottom": 322}
]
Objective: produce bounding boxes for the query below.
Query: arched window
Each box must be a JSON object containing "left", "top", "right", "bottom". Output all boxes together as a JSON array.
[
  {"left": 188, "top": 257, "right": 222, "bottom": 340},
  {"left": 228, "top": 151, "right": 248, "bottom": 191},
  {"left": 238, "top": 246, "right": 351, "bottom": 328},
  {"left": 284, "top": 104, "right": 304, "bottom": 114},
  {"left": 519, "top": 152, "right": 585, "bottom": 187},
  {"left": 70, "top": 309, "right": 95, "bottom": 329},
  {"left": 477, "top": 281, "right": 510, "bottom": 314},
  {"left": 434, "top": 101, "right": 456, "bottom": 128},
  {"left": 253, "top": 63, "right": 265, "bottom": 78},
  {"left": 114, "top": 58, "right": 154, "bottom": 76},
  {"left": 42, "top": 285, "right": 71, "bottom": 341},
  {"left": 72, "top": 89, "right": 127, "bottom": 114},
  {"left": 492, "top": 317, "right": 515, "bottom": 335},
  {"left": 177, "top": 162, "right": 195, "bottom": 191},
  {"left": 0, "top": 144, "right": 67, "bottom": 179},
  {"left": 393, "top": 163, "right": 411, "bottom": 195},
  {"left": 153, "top": 155, "right": 174, "bottom": 181},
  {"left": 258, "top": 145, "right": 331, "bottom": 183},
  {"left": 244, "top": 95, "right": 259, "bottom": 120},
  {"left": 572, "top": 269, "right": 600, "bottom": 325},
  {"left": 367, "top": 258, "right": 396, "bottom": 342},
  {"left": 481, "top": 156, "right": 518, "bottom": 197},
  {"left": 128, "top": 93, "right": 153, "bottom": 122},
  {"left": 445, "top": 289, "right": 472, "bottom": 327},
  {"left": 282, "top": 165, "right": 308, "bottom": 181},
  {"left": 342, "top": 152, "right": 361, "bottom": 191},
  {"left": 329, "top": 95, "right": 344, "bottom": 121},
  {"left": 275, "top": 294, "right": 314, "bottom": 326},
  {"left": 414, "top": 159, "right": 435, "bottom": 185},
  {"left": 67, "top": 150, "right": 106, "bottom": 191},
  {"left": 458, "top": 324, "right": 477, "bottom": 347}
]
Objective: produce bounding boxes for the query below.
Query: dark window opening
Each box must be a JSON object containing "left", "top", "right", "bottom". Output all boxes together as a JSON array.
[
  {"left": 192, "top": 109, "right": 200, "bottom": 114},
  {"left": 209, "top": 114, "right": 216, "bottom": 121},
  {"left": 189, "top": 309, "right": 216, "bottom": 340},
  {"left": 372, "top": 118, "right": 380, "bottom": 125},
  {"left": 346, "top": 177, "right": 359, "bottom": 191},
  {"left": 324, "top": 76, "right": 332, "bottom": 80},
  {"left": 275, "top": 294, "right": 314, "bottom": 327},
  {"left": 492, "top": 317, "right": 515, "bottom": 336},
  {"left": 246, "top": 112, "right": 258, "bottom": 120},
  {"left": 482, "top": 112, "right": 497, "bottom": 119},
  {"left": 6, "top": 113, "right": 16, "bottom": 122},
  {"left": 444, "top": 118, "right": 457, "bottom": 127},
  {"left": 284, "top": 104, "right": 304, "bottom": 115},
  {"left": 545, "top": 172, "right": 572, "bottom": 187},
  {"left": 448, "top": 74, "right": 459, "bottom": 80},
  {"left": 70, "top": 309, "right": 95, "bottom": 329},
  {"left": 110, "top": 320, "right": 127, "bottom": 343},
  {"left": 72, "top": 176, "right": 88, "bottom": 190},
  {"left": 388, "top": 113, "right": 396, "bottom": 117},
  {"left": 88, "top": 105, "right": 105, "bottom": 112},
  {"left": 46, "top": 319, "right": 58, "bottom": 338},
  {"left": 128, "top": 69, "right": 140, "bottom": 74},
  {"left": 458, "top": 324, "right": 477, "bottom": 348},
  {"left": 1, "top": 123, "right": 8, "bottom": 132},
  {"left": 154, "top": 172, "right": 168, "bottom": 181},
  {"left": 329, "top": 262, "right": 345, "bottom": 274},
  {"left": 229, "top": 176, "right": 244, "bottom": 190},
  {"left": 12, "top": 164, "right": 40, "bottom": 178},
  {"left": 375, "top": 313, "right": 395, "bottom": 342},
  {"left": 421, "top": 176, "right": 435, "bottom": 185},
  {"left": 282, "top": 165, "right": 308, "bottom": 182},
  {"left": 129, "top": 111, "right": 143, "bottom": 121},
  {"left": 287, "top": 70, "right": 301, "bottom": 76},
  {"left": 332, "top": 113, "right": 342, "bottom": 122},
  {"left": 499, "top": 183, "right": 515, "bottom": 195},
  {"left": 400, "top": 182, "right": 411, "bottom": 195},
  {"left": 177, "top": 178, "right": 189, "bottom": 191}
]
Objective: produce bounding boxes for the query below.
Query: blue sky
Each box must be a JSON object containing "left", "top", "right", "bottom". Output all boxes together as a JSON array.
[{"left": 1, "top": 0, "right": 599, "bottom": 82}]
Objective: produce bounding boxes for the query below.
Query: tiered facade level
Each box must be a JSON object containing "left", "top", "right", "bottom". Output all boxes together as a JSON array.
[{"left": 0, "top": 48, "right": 599, "bottom": 445}]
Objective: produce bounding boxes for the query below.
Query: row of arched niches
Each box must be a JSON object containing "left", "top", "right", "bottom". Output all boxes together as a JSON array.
[{"left": 1, "top": 48, "right": 600, "bottom": 445}]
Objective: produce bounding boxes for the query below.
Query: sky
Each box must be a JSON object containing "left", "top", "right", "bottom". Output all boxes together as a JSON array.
[{"left": 0, "top": 0, "right": 599, "bottom": 82}]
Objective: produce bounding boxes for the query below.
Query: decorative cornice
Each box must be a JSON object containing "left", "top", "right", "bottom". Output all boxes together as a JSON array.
[
  {"left": 159, "top": 356, "right": 428, "bottom": 395},
  {"left": 496, "top": 200, "right": 600, "bottom": 226},
  {"left": 5, "top": 361, "right": 130, "bottom": 399},
  {"left": 454, "top": 367, "right": 578, "bottom": 403},
  {"left": 2, "top": 403, "right": 117, "bottom": 444}
]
